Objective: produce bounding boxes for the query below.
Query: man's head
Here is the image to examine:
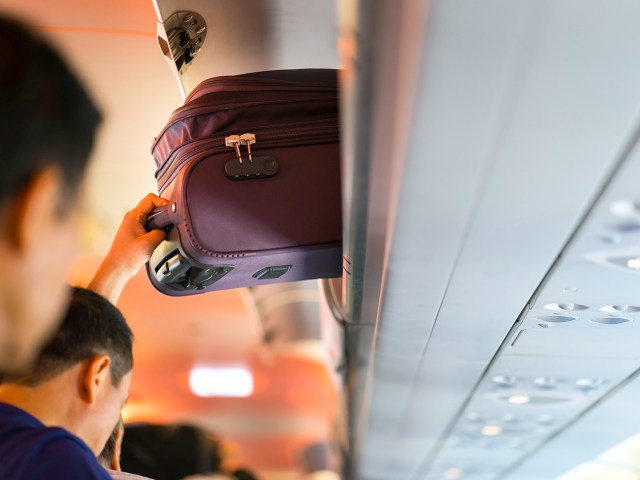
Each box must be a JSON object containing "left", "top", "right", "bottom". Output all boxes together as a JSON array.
[
  {"left": 0, "top": 287, "right": 133, "bottom": 454},
  {"left": 0, "top": 16, "right": 101, "bottom": 372}
]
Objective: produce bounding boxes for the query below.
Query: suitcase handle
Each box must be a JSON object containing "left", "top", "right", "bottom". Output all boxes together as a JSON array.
[{"left": 145, "top": 206, "right": 173, "bottom": 232}]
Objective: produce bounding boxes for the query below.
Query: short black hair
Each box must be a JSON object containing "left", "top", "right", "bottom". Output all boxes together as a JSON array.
[
  {"left": 0, "top": 15, "right": 101, "bottom": 205},
  {"left": 120, "top": 424, "right": 224, "bottom": 478},
  {"left": 2, "top": 287, "right": 133, "bottom": 387}
]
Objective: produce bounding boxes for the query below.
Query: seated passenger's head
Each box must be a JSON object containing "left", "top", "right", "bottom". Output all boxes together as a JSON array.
[
  {"left": 0, "top": 16, "right": 101, "bottom": 373},
  {"left": 98, "top": 416, "right": 124, "bottom": 471},
  {"left": 0, "top": 287, "right": 132, "bottom": 454}
]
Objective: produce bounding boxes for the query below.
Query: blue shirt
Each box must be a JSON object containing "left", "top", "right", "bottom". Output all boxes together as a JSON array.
[{"left": 0, "top": 402, "right": 111, "bottom": 480}]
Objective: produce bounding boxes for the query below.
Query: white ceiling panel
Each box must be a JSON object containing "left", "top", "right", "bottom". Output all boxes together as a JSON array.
[{"left": 343, "top": 0, "right": 640, "bottom": 479}]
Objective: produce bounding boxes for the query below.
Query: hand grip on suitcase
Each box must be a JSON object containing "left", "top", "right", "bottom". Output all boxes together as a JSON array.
[{"left": 145, "top": 206, "right": 174, "bottom": 232}]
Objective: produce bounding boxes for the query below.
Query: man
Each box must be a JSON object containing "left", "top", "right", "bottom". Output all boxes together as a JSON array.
[
  {"left": 0, "top": 287, "right": 135, "bottom": 479},
  {"left": 0, "top": 16, "right": 167, "bottom": 374}
]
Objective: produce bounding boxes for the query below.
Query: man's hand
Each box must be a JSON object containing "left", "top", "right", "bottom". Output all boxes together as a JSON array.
[{"left": 88, "top": 194, "right": 169, "bottom": 304}]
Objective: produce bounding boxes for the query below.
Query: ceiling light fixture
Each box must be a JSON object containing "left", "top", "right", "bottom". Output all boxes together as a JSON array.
[
  {"left": 534, "top": 377, "right": 556, "bottom": 389},
  {"left": 609, "top": 200, "right": 640, "bottom": 217},
  {"left": 481, "top": 425, "right": 503, "bottom": 436},
  {"left": 575, "top": 378, "right": 603, "bottom": 391},
  {"left": 626, "top": 258, "right": 640, "bottom": 270},
  {"left": 508, "top": 394, "right": 531, "bottom": 405},
  {"left": 544, "top": 303, "right": 589, "bottom": 311},
  {"left": 443, "top": 467, "right": 464, "bottom": 479},
  {"left": 492, "top": 375, "right": 516, "bottom": 387},
  {"left": 189, "top": 366, "right": 254, "bottom": 397}
]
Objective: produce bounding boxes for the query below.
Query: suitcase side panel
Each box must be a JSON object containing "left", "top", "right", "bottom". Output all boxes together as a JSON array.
[
  {"left": 182, "top": 143, "right": 341, "bottom": 254},
  {"left": 146, "top": 69, "right": 343, "bottom": 294}
]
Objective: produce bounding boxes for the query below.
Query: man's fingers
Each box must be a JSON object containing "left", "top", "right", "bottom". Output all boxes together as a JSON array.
[
  {"left": 141, "top": 228, "right": 166, "bottom": 252},
  {"left": 133, "top": 193, "right": 169, "bottom": 217}
]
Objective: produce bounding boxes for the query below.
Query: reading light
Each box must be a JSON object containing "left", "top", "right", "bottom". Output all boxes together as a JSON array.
[
  {"left": 481, "top": 425, "right": 502, "bottom": 436},
  {"left": 443, "top": 467, "right": 463, "bottom": 479},
  {"left": 575, "top": 378, "right": 602, "bottom": 391},
  {"left": 610, "top": 200, "right": 640, "bottom": 217},
  {"left": 544, "top": 303, "right": 589, "bottom": 311},
  {"left": 627, "top": 258, "right": 640, "bottom": 270},
  {"left": 508, "top": 394, "right": 531, "bottom": 405},
  {"left": 491, "top": 375, "right": 516, "bottom": 388},
  {"left": 189, "top": 366, "right": 253, "bottom": 397},
  {"left": 533, "top": 377, "right": 556, "bottom": 389}
]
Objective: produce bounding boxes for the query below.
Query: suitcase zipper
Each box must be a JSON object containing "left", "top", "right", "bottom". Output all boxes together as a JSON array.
[
  {"left": 155, "top": 118, "right": 335, "bottom": 179},
  {"left": 186, "top": 82, "right": 337, "bottom": 102},
  {"left": 153, "top": 96, "right": 337, "bottom": 155},
  {"left": 156, "top": 126, "right": 338, "bottom": 193},
  {"left": 185, "top": 78, "right": 337, "bottom": 102}
]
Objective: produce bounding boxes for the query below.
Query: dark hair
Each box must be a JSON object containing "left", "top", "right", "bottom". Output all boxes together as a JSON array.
[
  {"left": 120, "top": 424, "right": 223, "bottom": 479},
  {"left": 2, "top": 287, "right": 133, "bottom": 387},
  {"left": 98, "top": 417, "right": 124, "bottom": 468},
  {"left": 231, "top": 468, "right": 259, "bottom": 480},
  {"left": 0, "top": 16, "right": 101, "bottom": 205}
]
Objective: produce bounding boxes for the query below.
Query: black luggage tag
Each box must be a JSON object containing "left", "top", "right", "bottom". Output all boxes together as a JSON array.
[{"left": 224, "top": 133, "right": 279, "bottom": 180}]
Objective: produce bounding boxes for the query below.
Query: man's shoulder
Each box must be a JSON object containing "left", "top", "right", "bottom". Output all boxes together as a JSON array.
[
  {"left": 2, "top": 420, "right": 91, "bottom": 456},
  {"left": 30, "top": 431, "right": 111, "bottom": 478},
  {"left": 0, "top": 421, "right": 111, "bottom": 479},
  {"left": 35, "top": 426, "right": 96, "bottom": 453}
]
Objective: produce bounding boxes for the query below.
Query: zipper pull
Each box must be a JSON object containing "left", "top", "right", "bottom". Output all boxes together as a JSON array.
[
  {"left": 225, "top": 135, "right": 243, "bottom": 164},
  {"left": 225, "top": 133, "right": 257, "bottom": 164},
  {"left": 240, "top": 133, "right": 256, "bottom": 164}
]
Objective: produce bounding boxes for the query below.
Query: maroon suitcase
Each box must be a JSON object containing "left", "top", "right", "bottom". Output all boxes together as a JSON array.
[{"left": 145, "top": 69, "right": 342, "bottom": 296}]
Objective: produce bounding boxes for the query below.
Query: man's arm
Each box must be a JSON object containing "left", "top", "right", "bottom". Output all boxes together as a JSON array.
[{"left": 88, "top": 193, "right": 169, "bottom": 304}]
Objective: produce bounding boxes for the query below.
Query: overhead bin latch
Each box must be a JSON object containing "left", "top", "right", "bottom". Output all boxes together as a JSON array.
[{"left": 157, "top": 11, "right": 207, "bottom": 76}]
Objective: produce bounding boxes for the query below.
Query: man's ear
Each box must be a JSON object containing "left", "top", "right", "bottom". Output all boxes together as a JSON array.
[
  {"left": 81, "top": 354, "right": 111, "bottom": 404},
  {"left": 5, "top": 165, "right": 64, "bottom": 252}
]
